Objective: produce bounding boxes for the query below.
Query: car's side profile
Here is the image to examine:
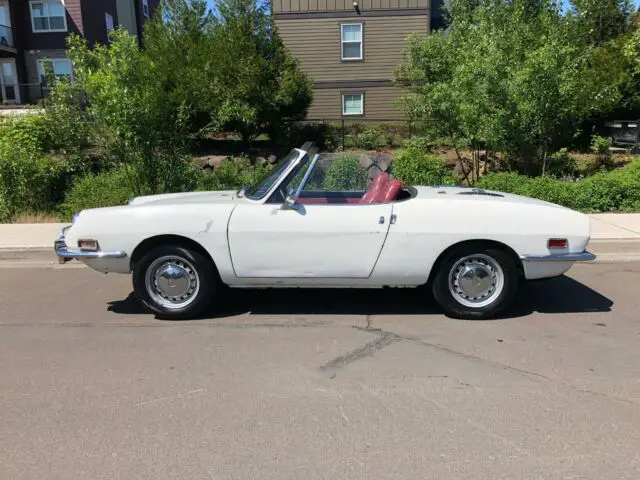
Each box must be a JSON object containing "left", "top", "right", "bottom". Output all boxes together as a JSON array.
[{"left": 55, "top": 142, "right": 595, "bottom": 320}]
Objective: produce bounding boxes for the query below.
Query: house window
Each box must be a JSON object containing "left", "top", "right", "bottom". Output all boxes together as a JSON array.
[
  {"left": 37, "top": 58, "right": 72, "bottom": 85},
  {"left": 142, "top": 0, "right": 149, "bottom": 19},
  {"left": 342, "top": 93, "right": 363, "bottom": 116},
  {"left": 105, "top": 12, "right": 114, "bottom": 39},
  {"left": 341, "top": 24, "right": 362, "bottom": 61},
  {"left": 30, "top": 0, "right": 67, "bottom": 33}
]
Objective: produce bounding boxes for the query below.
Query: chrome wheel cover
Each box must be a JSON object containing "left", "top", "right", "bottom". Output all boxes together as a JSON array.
[
  {"left": 448, "top": 254, "right": 504, "bottom": 308},
  {"left": 145, "top": 255, "right": 200, "bottom": 310}
]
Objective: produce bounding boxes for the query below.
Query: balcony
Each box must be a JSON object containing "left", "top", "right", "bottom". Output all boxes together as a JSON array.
[{"left": 0, "top": 24, "right": 15, "bottom": 52}]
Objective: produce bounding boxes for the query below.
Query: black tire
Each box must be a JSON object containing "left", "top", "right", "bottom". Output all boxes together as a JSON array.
[
  {"left": 132, "top": 244, "right": 218, "bottom": 320},
  {"left": 432, "top": 244, "right": 519, "bottom": 320}
]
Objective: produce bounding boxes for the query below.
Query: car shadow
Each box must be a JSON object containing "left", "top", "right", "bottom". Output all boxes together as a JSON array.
[{"left": 107, "top": 275, "right": 613, "bottom": 321}]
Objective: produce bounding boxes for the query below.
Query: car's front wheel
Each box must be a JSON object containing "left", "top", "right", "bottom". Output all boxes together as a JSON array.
[
  {"left": 432, "top": 244, "right": 519, "bottom": 320},
  {"left": 133, "top": 245, "right": 217, "bottom": 319}
]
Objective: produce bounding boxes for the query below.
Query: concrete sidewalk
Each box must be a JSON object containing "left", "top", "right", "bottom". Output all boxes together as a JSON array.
[{"left": 0, "top": 214, "right": 639, "bottom": 250}]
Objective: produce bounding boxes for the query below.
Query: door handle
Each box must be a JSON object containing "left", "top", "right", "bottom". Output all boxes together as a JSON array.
[{"left": 378, "top": 216, "right": 385, "bottom": 224}]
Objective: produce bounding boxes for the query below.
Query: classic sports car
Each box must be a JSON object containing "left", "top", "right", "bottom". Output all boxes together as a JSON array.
[{"left": 55, "top": 142, "right": 595, "bottom": 320}]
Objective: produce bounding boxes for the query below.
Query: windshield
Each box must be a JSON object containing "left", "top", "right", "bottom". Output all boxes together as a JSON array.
[{"left": 243, "top": 149, "right": 301, "bottom": 200}]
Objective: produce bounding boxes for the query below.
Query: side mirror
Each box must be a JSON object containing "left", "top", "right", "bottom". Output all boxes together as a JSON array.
[{"left": 281, "top": 195, "right": 299, "bottom": 210}]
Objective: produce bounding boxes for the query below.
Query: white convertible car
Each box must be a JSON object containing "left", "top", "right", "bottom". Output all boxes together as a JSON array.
[{"left": 55, "top": 142, "right": 595, "bottom": 320}]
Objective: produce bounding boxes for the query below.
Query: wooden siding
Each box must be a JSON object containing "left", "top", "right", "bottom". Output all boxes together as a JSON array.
[
  {"left": 307, "top": 86, "right": 407, "bottom": 119},
  {"left": 276, "top": 15, "right": 428, "bottom": 81},
  {"left": 273, "top": 0, "right": 428, "bottom": 13}
]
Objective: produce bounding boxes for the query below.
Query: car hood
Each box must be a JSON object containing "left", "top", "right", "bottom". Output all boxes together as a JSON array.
[{"left": 128, "top": 190, "right": 240, "bottom": 207}]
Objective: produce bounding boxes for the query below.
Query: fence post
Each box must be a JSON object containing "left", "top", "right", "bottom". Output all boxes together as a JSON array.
[
  {"left": 408, "top": 120, "right": 412, "bottom": 139},
  {"left": 341, "top": 118, "right": 345, "bottom": 151}
]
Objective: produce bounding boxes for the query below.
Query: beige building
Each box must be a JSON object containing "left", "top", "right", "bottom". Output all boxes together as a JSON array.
[{"left": 272, "top": 0, "right": 442, "bottom": 120}]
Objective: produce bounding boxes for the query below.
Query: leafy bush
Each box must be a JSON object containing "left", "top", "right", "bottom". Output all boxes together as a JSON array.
[
  {"left": 590, "top": 135, "right": 613, "bottom": 169},
  {"left": 355, "top": 128, "right": 381, "bottom": 150},
  {"left": 547, "top": 148, "right": 578, "bottom": 178},
  {"left": 58, "top": 166, "right": 134, "bottom": 221},
  {"left": 477, "top": 159, "right": 640, "bottom": 212},
  {"left": 323, "top": 155, "right": 368, "bottom": 190},
  {"left": 392, "top": 146, "right": 454, "bottom": 186},
  {"left": 198, "top": 156, "right": 273, "bottom": 191},
  {"left": 0, "top": 113, "right": 90, "bottom": 221}
]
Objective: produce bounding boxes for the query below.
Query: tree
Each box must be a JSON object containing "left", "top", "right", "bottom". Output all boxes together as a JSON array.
[
  {"left": 394, "top": 0, "right": 636, "bottom": 176},
  {"left": 63, "top": 30, "right": 198, "bottom": 196},
  {"left": 210, "top": 0, "right": 313, "bottom": 143},
  {"left": 143, "top": 0, "right": 312, "bottom": 144}
]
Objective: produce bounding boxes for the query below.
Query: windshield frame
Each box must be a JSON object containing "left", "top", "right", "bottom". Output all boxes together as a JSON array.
[{"left": 242, "top": 148, "right": 305, "bottom": 202}]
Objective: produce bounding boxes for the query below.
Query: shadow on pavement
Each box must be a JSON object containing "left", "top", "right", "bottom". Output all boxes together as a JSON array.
[{"left": 107, "top": 275, "right": 613, "bottom": 320}]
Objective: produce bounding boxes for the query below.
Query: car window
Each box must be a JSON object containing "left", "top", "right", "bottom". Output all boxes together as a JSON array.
[{"left": 295, "top": 155, "right": 369, "bottom": 192}]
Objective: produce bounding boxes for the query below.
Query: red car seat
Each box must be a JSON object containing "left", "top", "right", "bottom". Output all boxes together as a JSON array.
[
  {"left": 383, "top": 179, "right": 404, "bottom": 202},
  {"left": 360, "top": 172, "right": 389, "bottom": 204}
]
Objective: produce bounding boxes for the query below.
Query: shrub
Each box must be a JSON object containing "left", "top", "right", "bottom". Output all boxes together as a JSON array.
[
  {"left": 477, "top": 159, "right": 640, "bottom": 212},
  {"left": 198, "top": 156, "right": 273, "bottom": 191},
  {"left": 355, "top": 128, "right": 381, "bottom": 150},
  {"left": 58, "top": 166, "right": 134, "bottom": 221},
  {"left": 323, "top": 155, "right": 368, "bottom": 190},
  {"left": 547, "top": 148, "right": 578, "bottom": 178},
  {"left": 590, "top": 135, "right": 613, "bottom": 169},
  {"left": 392, "top": 146, "right": 454, "bottom": 186}
]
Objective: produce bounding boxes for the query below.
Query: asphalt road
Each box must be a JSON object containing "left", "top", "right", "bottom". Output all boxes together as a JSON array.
[{"left": 1, "top": 259, "right": 639, "bottom": 479}]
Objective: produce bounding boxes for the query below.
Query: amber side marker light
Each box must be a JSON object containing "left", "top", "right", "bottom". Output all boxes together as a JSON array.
[{"left": 548, "top": 238, "right": 568, "bottom": 249}]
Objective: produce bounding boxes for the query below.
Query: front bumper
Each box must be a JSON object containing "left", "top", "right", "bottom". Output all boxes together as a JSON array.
[
  {"left": 54, "top": 226, "right": 126, "bottom": 264},
  {"left": 520, "top": 251, "right": 596, "bottom": 262}
]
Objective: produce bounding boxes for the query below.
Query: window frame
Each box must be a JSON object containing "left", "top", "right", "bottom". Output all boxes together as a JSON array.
[
  {"left": 340, "top": 23, "right": 363, "bottom": 61},
  {"left": 37, "top": 58, "right": 73, "bottom": 86},
  {"left": 341, "top": 92, "right": 364, "bottom": 117},
  {"left": 105, "top": 12, "right": 115, "bottom": 40},
  {"left": 142, "top": 0, "right": 150, "bottom": 19},
  {"left": 29, "top": 0, "right": 68, "bottom": 33}
]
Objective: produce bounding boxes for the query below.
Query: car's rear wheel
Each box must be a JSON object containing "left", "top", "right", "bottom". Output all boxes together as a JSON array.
[
  {"left": 432, "top": 244, "right": 519, "bottom": 320},
  {"left": 133, "top": 245, "right": 217, "bottom": 319}
]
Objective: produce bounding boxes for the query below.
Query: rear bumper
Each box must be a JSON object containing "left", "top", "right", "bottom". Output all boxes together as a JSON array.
[
  {"left": 54, "top": 226, "right": 126, "bottom": 264},
  {"left": 520, "top": 251, "right": 596, "bottom": 262}
]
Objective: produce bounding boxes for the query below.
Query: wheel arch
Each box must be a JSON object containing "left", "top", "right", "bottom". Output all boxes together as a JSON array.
[
  {"left": 129, "top": 234, "right": 217, "bottom": 272},
  {"left": 426, "top": 239, "right": 524, "bottom": 286}
]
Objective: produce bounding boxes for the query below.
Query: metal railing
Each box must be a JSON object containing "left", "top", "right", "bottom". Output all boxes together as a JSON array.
[
  {"left": 284, "top": 117, "right": 414, "bottom": 151},
  {"left": 0, "top": 24, "right": 14, "bottom": 49}
]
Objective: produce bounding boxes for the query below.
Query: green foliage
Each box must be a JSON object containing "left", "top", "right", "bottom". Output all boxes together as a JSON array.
[
  {"left": 355, "top": 128, "right": 381, "bottom": 150},
  {"left": 590, "top": 135, "right": 613, "bottom": 169},
  {"left": 58, "top": 166, "right": 135, "bottom": 221},
  {"left": 323, "top": 156, "right": 368, "bottom": 191},
  {"left": 394, "top": 0, "right": 638, "bottom": 174},
  {"left": 547, "top": 148, "right": 579, "bottom": 177},
  {"left": 197, "top": 156, "right": 273, "bottom": 191},
  {"left": 274, "top": 122, "right": 339, "bottom": 151},
  {"left": 0, "top": 115, "right": 88, "bottom": 221},
  {"left": 392, "top": 145, "right": 454, "bottom": 186},
  {"left": 477, "top": 159, "right": 640, "bottom": 212},
  {"left": 64, "top": 30, "right": 194, "bottom": 196},
  {"left": 146, "top": 0, "right": 313, "bottom": 143}
]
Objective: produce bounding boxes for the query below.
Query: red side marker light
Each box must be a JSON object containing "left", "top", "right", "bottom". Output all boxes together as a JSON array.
[{"left": 548, "top": 238, "right": 568, "bottom": 249}]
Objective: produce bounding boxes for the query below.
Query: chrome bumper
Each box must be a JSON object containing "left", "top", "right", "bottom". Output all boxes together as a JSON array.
[
  {"left": 54, "top": 226, "right": 126, "bottom": 264},
  {"left": 520, "top": 251, "right": 596, "bottom": 262}
]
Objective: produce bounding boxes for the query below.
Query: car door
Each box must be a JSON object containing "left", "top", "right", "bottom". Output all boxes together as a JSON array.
[{"left": 227, "top": 202, "right": 393, "bottom": 278}]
